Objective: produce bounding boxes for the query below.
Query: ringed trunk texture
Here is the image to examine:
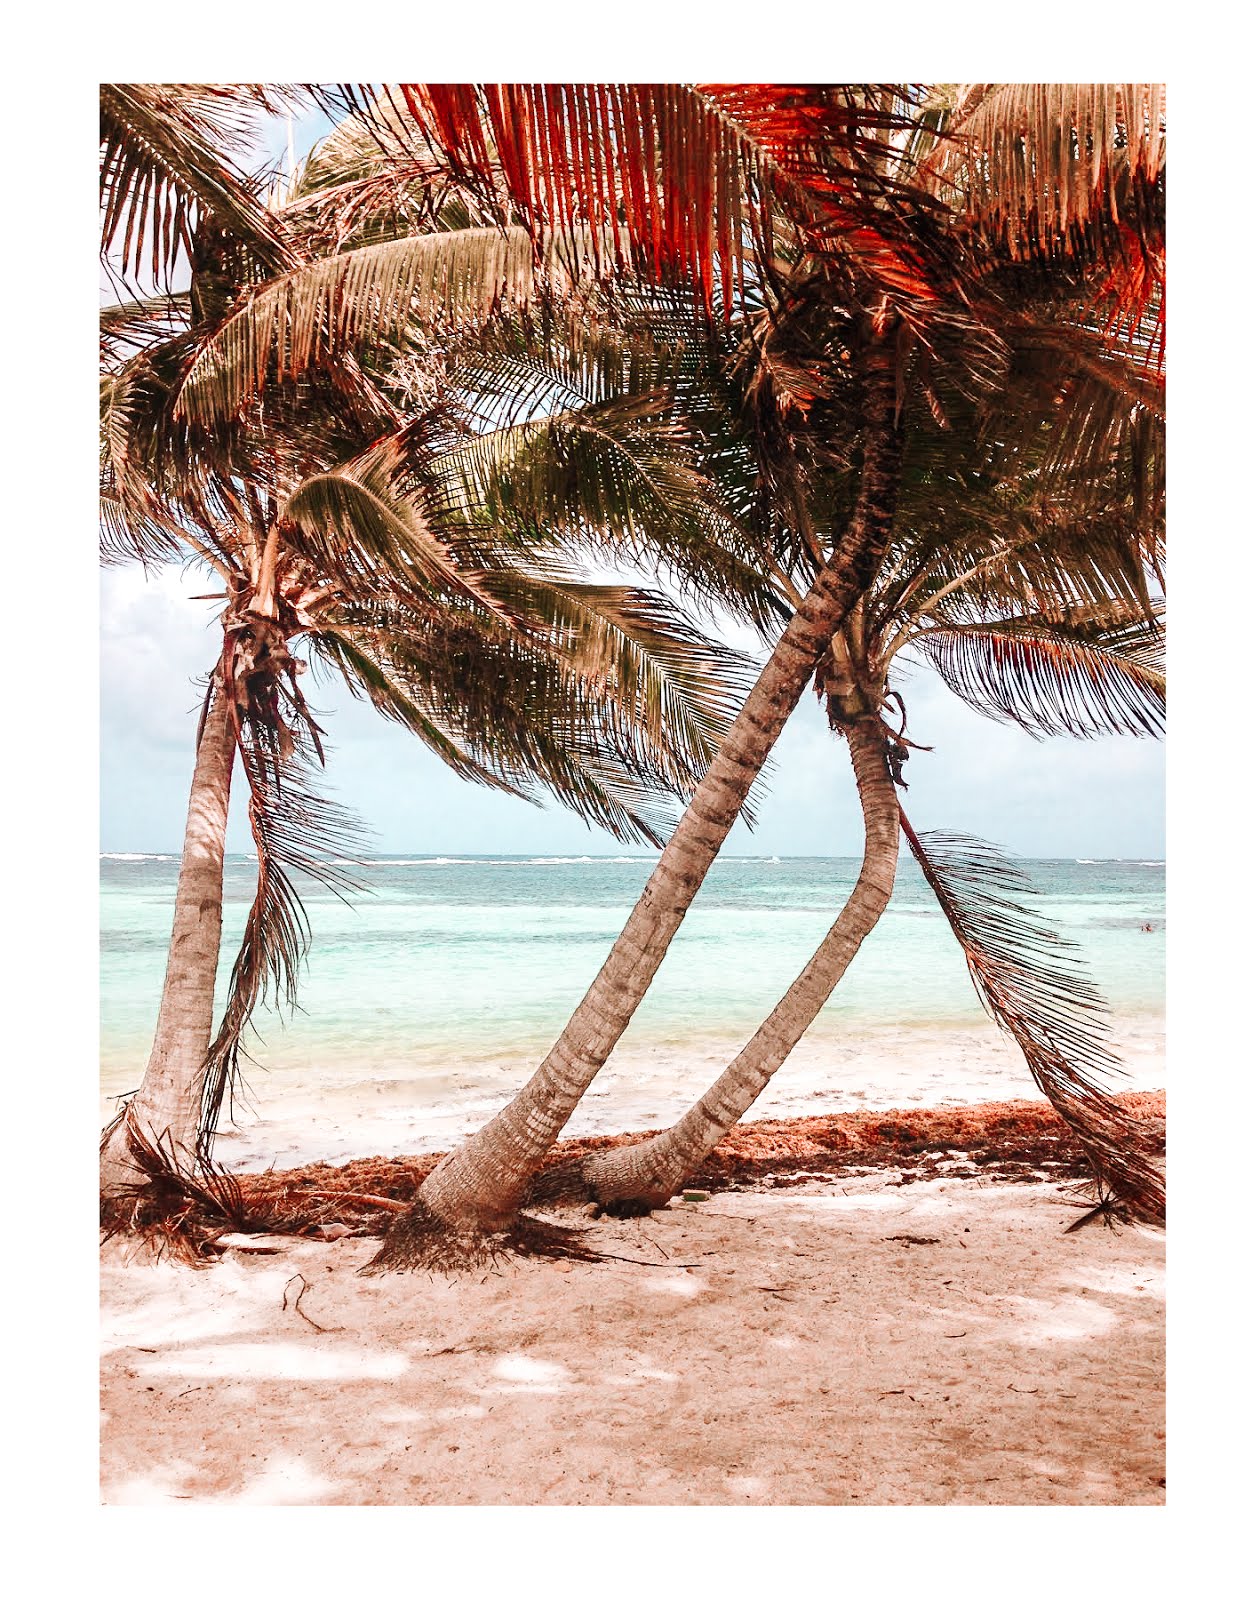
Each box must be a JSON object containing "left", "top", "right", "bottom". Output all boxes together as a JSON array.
[
  {"left": 100, "top": 672, "right": 235, "bottom": 1198},
  {"left": 415, "top": 355, "right": 904, "bottom": 1232},
  {"left": 581, "top": 714, "right": 901, "bottom": 1210}
]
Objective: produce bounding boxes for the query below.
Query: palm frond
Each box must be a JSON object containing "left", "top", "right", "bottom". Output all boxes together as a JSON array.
[
  {"left": 931, "top": 83, "right": 1165, "bottom": 328},
  {"left": 899, "top": 816, "right": 1164, "bottom": 1222},
  {"left": 396, "top": 83, "right": 943, "bottom": 315},
  {"left": 915, "top": 619, "right": 1164, "bottom": 738},
  {"left": 320, "top": 599, "right": 728, "bottom": 843},
  {"left": 310, "top": 627, "right": 527, "bottom": 793},
  {"left": 172, "top": 228, "right": 596, "bottom": 424},
  {"left": 434, "top": 397, "right": 783, "bottom": 631},
  {"left": 101, "top": 83, "right": 297, "bottom": 283},
  {"left": 279, "top": 436, "right": 513, "bottom": 615},
  {"left": 100, "top": 291, "right": 193, "bottom": 368},
  {"left": 469, "top": 573, "right": 758, "bottom": 779},
  {"left": 198, "top": 713, "right": 363, "bottom": 1151}
]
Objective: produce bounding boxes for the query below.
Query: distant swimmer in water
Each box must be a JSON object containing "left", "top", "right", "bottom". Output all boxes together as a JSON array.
[{"left": 1141, "top": 922, "right": 1154, "bottom": 933}]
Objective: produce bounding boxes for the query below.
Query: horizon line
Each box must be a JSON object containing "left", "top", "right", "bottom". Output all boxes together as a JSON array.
[{"left": 101, "top": 850, "right": 1167, "bottom": 863}]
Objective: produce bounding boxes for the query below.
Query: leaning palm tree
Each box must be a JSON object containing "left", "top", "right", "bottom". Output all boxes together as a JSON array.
[
  {"left": 99, "top": 91, "right": 764, "bottom": 1203},
  {"left": 100, "top": 353, "right": 760, "bottom": 1200},
  {"left": 570, "top": 594, "right": 1165, "bottom": 1222},
  {"left": 357, "top": 83, "right": 1167, "bottom": 1250}
]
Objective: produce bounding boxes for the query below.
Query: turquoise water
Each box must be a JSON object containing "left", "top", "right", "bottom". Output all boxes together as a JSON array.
[{"left": 100, "top": 854, "right": 1165, "bottom": 1168}]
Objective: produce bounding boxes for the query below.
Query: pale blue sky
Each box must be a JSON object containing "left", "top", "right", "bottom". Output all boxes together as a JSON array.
[{"left": 100, "top": 562, "right": 1164, "bottom": 858}]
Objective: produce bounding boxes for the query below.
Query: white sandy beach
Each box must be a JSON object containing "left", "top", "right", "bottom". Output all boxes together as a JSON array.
[{"left": 101, "top": 1170, "right": 1165, "bottom": 1506}]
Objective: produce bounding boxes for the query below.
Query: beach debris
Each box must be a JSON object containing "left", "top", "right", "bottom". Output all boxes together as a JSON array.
[
  {"left": 884, "top": 1234, "right": 942, "bottom": 1247},
  {"left": 282, "top": 1273, "right": 343, "bottom": 1334},
  {"left": 681, "top": 1191, "right": 710, "bottom": 1203},
  {"left": 216, "top": 1233, "right": 286, "bottom": 1253},
  {"left": 314, "top": 1222, "right": 353, "bottom": 1240}
]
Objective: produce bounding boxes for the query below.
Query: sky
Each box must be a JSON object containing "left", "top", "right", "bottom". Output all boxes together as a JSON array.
[{"left": 100, "top": 560, "right": 1165, "bottom": 859}]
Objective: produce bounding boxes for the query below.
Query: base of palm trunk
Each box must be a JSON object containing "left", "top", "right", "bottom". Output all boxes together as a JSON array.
[
  {"left": 99, "top": 1111, "right": 197, "bottom": 1206},
  {"left": 581, "top": 1145, "right": 681, "bottom": 1215},
  {"left": 522, "top": 1149, "right": 676, "bottom": 1217},
  {"left": 99, "top": 1122, "right": 250, "bottom": 1263},
  {"left": 363, "top": 1196, "right": 603, "bottom": 1276}
]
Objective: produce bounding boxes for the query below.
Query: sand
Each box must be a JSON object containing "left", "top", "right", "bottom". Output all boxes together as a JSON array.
[{"left": 101, "top": 1164, "right": 1165, "bottom": 1506}]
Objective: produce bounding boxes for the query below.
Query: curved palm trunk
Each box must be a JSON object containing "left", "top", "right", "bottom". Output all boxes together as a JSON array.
[
  {"left": 100, "top": 668, "right": 235, "bottom": 1199},
  {"left": 580, "top": 714, "right": 901, "bottom": 1210},
  {"left": 402, "top": 355, "right": 904, "bottom": 1241}
]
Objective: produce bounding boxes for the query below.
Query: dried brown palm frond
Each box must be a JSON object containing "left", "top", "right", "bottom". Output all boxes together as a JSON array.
[
  {"left": 929, "top": 84, "right": 1165, "bottom": 333},
  {"left": 198, "top": 690, "right": 363, "bottom": 1152},
  {"left": 101, "top": 83, "right": 299, "bottom": 285},
  {"left": 899, "top": 818, "right": 1164, "bottom": 1224},
  {"left": 100, "top": 1121, "right": 255, "bottom": 1263}
]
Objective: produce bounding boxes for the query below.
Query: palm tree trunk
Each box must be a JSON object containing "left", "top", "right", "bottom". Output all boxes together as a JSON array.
[
  {"left": 579, "top": 714, "right": 901, "bottom": 1210},
  {"left": 402, "top": 352, "right": 905, "bottom": 1241},
  {"left": 100, "top": 667, "right": 235, "bottom": 1198}
]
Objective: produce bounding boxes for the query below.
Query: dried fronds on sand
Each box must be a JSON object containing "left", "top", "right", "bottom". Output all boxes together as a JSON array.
[{"left": 101, "top": 1091, "right": 1165, "bottom": 1261}]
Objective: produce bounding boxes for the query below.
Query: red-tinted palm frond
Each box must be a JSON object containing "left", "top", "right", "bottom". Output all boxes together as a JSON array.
[
  {"left": 101, "top": 83, "right": 297, "bottom": 283},
  {"left": 900, "top": 817, "right": 1164, "bottom": 1223},
  {"left": 915, "top": 619, "right": 1164, "bottom": 738},
  {"left": 931, "top": 83, "right": 1165, "bottom": 335},
  {"left": 395, "top": 83, "right": 941, "bottom": 315}
]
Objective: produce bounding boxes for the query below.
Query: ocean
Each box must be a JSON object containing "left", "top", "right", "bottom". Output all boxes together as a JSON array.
[{"left": 100, "top": 854, "right": 1166, "bottom": 1170}]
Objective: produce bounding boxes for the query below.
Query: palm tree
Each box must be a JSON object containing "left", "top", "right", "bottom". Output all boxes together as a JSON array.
[
  {"left": 573, "top": 592, "right": 1165, "bottom": 1221},
  {"left": 99, "top": 90, "right": 763, "bottom": 1205},
  {"left": 352, "top": 83, "right": 1166, "bottom": 1253}
]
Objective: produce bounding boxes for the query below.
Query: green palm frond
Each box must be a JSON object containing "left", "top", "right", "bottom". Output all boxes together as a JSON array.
[
  {"left": 900, "top": 817, "right": 1164, "bottom": 1223},
  {"left": 100, "top": 291, "right": 193, "bottom": 368},
  {"left": 435, "top": 399, "right": 783, "bottom": 631},
  {"left": 914, "top": 619, "right": 1164, "bottom": 738},
  {"left": 471, "top": 573, "right": 758, "bottom": 777},
  {"left": 279, "top": 440, "right": 507, "bottom": 614},
  {"left": 282, "top": 101, "right": 492, "bottom": 249},
  {"left": 321, "top": 596, "right": 740, "bottom": 843},
  {"left": 310, "top": 627, "right": 527, "bottom": 793}
]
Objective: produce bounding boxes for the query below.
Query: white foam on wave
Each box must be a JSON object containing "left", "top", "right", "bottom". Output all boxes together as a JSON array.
[
  {"left": 528, "top": 856, "right": 593, "bottom": 865},
  {"left": 101, "top": 852, "right": 159, "bottom": 862}
]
